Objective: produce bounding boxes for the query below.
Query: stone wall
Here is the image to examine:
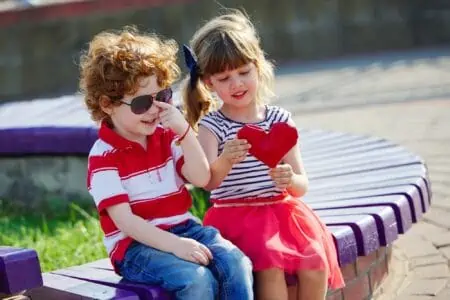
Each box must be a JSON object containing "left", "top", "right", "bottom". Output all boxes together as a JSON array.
[
  {"left": 0, "top": 0, "right": 449, "bottom": 102},
  {"left": 0, "top": 156, "right": 91, "bottom": 211}
]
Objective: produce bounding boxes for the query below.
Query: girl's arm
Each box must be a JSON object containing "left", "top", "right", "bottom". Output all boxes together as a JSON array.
[
  {"left": 197, "top": 125, "right": 250, "bottom": 191},
  {"left": 154, "top": 100, "right": 210, "bottom": 188},
  {"left": 270, "top": 118, "right": 309, "bottom": 197},
  {"left": 178, "top": 127, "right": 211, "bottom": 188}
]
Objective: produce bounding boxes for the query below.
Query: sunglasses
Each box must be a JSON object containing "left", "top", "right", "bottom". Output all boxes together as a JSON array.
[{"left": 117, "top": 88, "right": 173, "bottom": 115}]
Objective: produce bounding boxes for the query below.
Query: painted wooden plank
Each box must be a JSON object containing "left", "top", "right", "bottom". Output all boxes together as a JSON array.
[
  {"left": 0, "top": 246, "right": 43, "bottom": 294},
  {"left": 318, "top": 206, "right": 398, "bottom": 246},
  {"left": 306, "top": 185, "right": 423, "bottom": 222},
  {"left": 309, "top": 177, "right": 430, "bottom": 212},
  {"left": 307, "top": 160, "right": 423, "bottom": 180},
  {"left": 321, "top": 215, "right": 380, "bottom": 256},
  {"left": 310, "top": 195, "right": 412, "bottom": 234},
  {"left": 52, "top": 266, "right": 171, "bottom": 300},
  {"left": 303, "top": 148, "right": 416, "bottom": 166},
  {"left": 328, "top": 226, "right": 358, "bottom": 266},
  {"left": 26, "top": 273, "right": 138, "bottom": 299}
]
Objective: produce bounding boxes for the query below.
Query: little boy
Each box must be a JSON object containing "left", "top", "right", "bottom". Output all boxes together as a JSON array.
[{"left": 79, "top": 27, "right": 253, "bottom": 300}]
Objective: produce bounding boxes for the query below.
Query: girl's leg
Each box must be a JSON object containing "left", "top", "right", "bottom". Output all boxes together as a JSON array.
[
  {"left": 188, "top": 222, "right": 254, "bottom": 300},
  {"left": 287, "top": 284, "right": 298, "bottom": 300},
  {"left": 296, "top": 270, "right": 328, "bottom": 300},
  {"left": 118, "top": 242, "right": 218, "bottom": 300},
  {"left": 255, "top": 268, "right": 288, "bottom": 300}
]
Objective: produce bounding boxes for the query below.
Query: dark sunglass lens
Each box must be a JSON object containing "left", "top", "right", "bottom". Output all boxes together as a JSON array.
[
  {"left": 130, "top": 95, "right": 152, "bottom": 114},
  {"left": 155, "top": 88, "right": 172, "bottom": 103}
]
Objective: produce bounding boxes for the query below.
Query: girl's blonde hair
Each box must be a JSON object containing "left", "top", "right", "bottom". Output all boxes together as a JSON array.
[
  {"left": 182, "top": 10, "right": 275, "bottom": 129},
  {"left": 79, "top": 26, "right": 180, "bottom": 123}
]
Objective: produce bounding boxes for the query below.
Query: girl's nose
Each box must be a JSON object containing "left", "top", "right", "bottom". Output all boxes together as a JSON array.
[{"left": 230, "top": 76, "right": 243, "bottom": 89}]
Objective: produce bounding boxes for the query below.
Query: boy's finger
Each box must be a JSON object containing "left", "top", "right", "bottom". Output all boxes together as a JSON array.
[
  {"left": 199, "top": 244, "right": 214, "bottom": 260},
  {"left": 195, "top": 250, "right": 209, "bottom": 265},
  {"left": 152, "top": 100, "right": 172, "bottom": 109}
]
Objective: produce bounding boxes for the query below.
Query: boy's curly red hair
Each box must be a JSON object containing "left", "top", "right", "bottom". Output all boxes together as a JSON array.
[{"left": 79, "top": 26, "right": 180, "bottom": 122}]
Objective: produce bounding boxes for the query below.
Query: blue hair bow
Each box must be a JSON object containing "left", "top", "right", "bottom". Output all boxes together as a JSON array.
[{"left": 183, "top": 44, "right": 199, "bottom": 88}]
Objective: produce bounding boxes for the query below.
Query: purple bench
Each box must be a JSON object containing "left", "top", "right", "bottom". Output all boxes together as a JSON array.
[{"left": 0, "top": 126, "right": 431, "bottom": 299}]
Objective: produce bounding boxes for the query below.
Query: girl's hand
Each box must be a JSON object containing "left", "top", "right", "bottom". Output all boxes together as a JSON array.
[
  {"left": 269, "top": 164, "right": 294, "bottom": 190},
  {"left": 171, "top": 237, "right": 213, "bottom": 265},
  {"left": 154, "top": 101, "right": 189, "bottom": 135},
  {"left": 220, "top": 139, "right": 251, "bottom": 165}
]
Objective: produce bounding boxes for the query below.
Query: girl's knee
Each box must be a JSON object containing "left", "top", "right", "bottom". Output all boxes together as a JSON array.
[
  {"left": 256, "top": 268, "right": 286, "bottom": 282},
  {"left": 297, "top": 269, "right": 327, "bottom": 282}
]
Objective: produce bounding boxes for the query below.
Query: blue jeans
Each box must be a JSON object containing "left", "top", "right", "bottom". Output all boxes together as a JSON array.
[{"left": 117, "top": 219, "right": 254, "bottom": 300}]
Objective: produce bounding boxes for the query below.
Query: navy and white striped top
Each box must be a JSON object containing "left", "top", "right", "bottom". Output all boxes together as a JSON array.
[{"left": 199, "top": 105, "right": 291, "bottom": 201}]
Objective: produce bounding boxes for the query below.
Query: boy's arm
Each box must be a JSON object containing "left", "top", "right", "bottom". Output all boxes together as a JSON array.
[
  {"left": 197, "top": 126, "right": 234, "bottom": 191},
  {"left": 106, "top": 203, "right": 181, "bottom": 253}
]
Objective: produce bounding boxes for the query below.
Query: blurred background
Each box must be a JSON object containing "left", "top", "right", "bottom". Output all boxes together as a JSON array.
[{"left": 1, "top": 0, "right": 450, "bottom": 102}]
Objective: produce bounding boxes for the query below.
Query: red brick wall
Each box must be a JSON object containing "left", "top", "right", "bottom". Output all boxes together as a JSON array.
[{"left": 327, "top": 247, "right": 391, "bottom": 300}]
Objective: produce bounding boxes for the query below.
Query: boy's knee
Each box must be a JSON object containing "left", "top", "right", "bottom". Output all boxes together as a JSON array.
[
  {"left": 175, "top": 267, "right": 218, "bottom": 299},
  {"left": 220, "top": 248, "right": 253, "bottom": 280}
]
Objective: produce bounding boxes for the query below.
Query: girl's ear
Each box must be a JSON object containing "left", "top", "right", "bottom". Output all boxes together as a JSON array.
[
  {"left": 99, "top": 95, "right": 114, "bottom": 115},
  {"left": 202, "top": 77, "right": 213, "bottom": 90}
]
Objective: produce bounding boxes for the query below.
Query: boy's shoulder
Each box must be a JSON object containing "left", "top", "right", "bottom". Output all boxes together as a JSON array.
[{"left": 88, "top": 138, "right": 115, "bottom": 158}]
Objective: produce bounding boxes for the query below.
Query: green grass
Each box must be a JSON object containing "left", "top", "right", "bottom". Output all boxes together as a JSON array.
[{"left": 0, "top": 187, "right": 210, "bottom": 272}]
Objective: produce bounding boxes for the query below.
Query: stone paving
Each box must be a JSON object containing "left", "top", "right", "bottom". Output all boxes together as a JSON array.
[{"left": 272, "top": 47, "right": 450, "bottom": 299}]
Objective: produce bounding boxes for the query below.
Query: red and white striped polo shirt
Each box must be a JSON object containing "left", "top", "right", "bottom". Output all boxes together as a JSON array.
[{"left": 87, "top": 122, "right": 195, "bottom": 270}]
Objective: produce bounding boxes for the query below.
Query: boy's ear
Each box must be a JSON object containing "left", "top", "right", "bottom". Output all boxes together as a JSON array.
[{"left": 99, "top": 95, "right": 114, "bottom": 115}]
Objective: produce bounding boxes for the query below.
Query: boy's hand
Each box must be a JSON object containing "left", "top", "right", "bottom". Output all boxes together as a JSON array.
[
  {"left": 154, "top": 101, "right": 189, "bottom": 135},
  {"left": 220, "top": 139, "right": 251, "bottom": 165},
  {"left": 269, "top": 164, "right": 294, "bottom": 190},
  {"left": 171, "top": 237, "right": 213, "bottom": 265}
]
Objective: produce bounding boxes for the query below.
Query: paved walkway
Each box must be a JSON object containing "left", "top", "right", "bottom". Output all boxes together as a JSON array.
[{"left": 272, "top": 47, "right": 450, "bottom": 299}]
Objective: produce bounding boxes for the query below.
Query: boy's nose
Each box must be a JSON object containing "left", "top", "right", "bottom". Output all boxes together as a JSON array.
[{"left": 148, "top": 103, "right": 160, "bottom": 114}]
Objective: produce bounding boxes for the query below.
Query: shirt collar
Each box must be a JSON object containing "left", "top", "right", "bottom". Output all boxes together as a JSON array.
[{"left": 99, "top": 121, "right": 141, "bottom": 150}]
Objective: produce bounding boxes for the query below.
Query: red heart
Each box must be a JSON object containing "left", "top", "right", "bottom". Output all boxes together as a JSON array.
[{"left": 237, "top": 122, "right": 298, "bottom": 168}]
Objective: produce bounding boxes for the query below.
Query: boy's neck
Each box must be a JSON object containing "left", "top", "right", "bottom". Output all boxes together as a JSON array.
[
  {"left": 220, "top": 102, "right": 265, "bottom": 123},
  {"left": 113, "top": 125, "right": 147, "bottom": 150}
]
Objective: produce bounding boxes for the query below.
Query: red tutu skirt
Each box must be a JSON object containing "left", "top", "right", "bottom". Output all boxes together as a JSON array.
[{"left": 203, "top": 193, "right": 345, "bottom": 290}]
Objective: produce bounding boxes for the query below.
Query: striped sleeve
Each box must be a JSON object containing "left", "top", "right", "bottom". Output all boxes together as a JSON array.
[
  {"left": 198, "top": 113, "right": 224, "bottom": 143},
  {"left": 87, "top": 153, "right": 129, "bottom": 213},
  {"left": 267, "top": 105, "right": 292, "bottom": 125}
]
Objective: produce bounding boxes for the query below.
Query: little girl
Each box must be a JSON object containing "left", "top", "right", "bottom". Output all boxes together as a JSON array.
[{"left": 182, "top": 10, "right": 345, "bottom": 300}]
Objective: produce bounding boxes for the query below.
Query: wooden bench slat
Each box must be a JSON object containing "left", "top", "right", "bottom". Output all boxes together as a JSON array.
[
  {"left": 305, "top": 155, "right": 422, "bottom": 175},
  {"left": 303, "top": 148, "right": 415, "bottom": 166},
  {"left": 309, "top": 177, "right": 430, "bottom": 212},
  {"left": 310, "top": 164, "right": 427, "bottom": 185},
  {"left": 0, "top": 246, "right": 43, "bottom": 295},
  {"left": 301, "top": 136, "right": 386, "bottom": 153},
  {"left": 302, "top": 141, "right": 391, "bottom": 159},
  {"left": 306, "top": 184, "right": 423, "bottom": 222},
  {"left": 308, "top": 160, "right": 423, "bottom": 179},
  {"left": 27, "top": 273, "right": 139, "bottom": 300},
  {"left": 51, "top": 266, "right": 171, "bottom": 300},
  {"left": 310, "top": 195, "right": 412, "bottom": 234},
  {"left": 321, "top": 215, "right": 380, "bottom": 256},
  {"left": 82, "top": 258, "right": 114, "bottom": 271},
  {"left": 318, "top": 206, "right": 398, "bottom": 246},
  {"left": 328, "top": 226, "right": 358, "bottom": 266}
]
